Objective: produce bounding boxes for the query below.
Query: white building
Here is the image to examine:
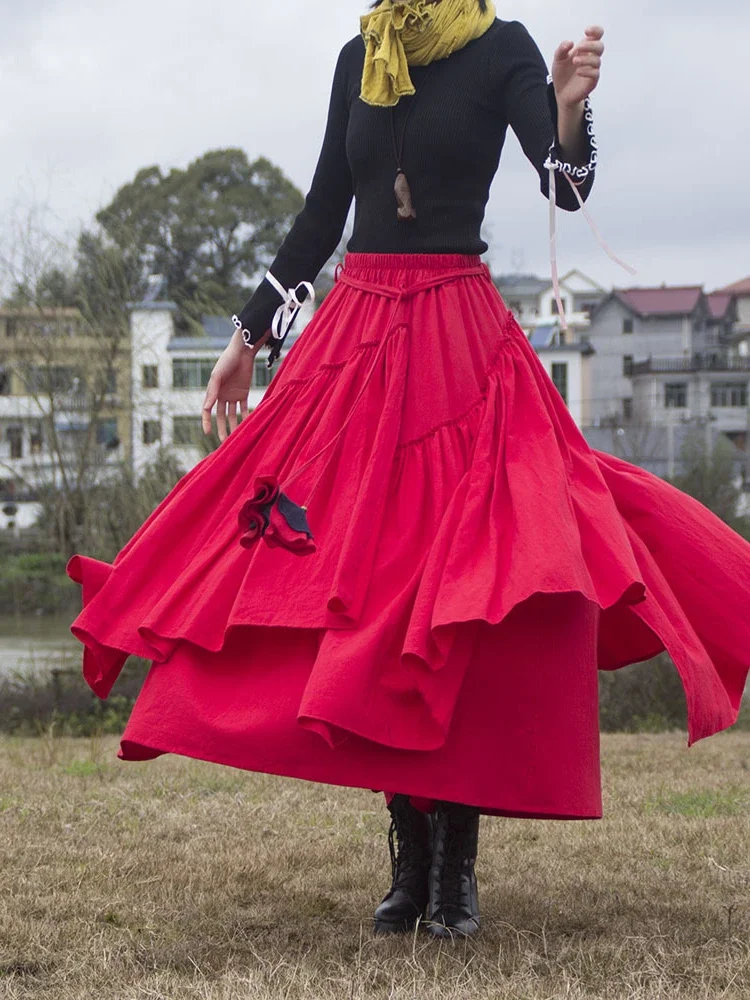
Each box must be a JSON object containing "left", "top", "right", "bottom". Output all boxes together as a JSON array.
[
  {"left": 495, "top": 269, "right": 606, "bottom": 428},
  {"left": 528, "top": 328, "right": 595, "bottom": 429},
  {"left": 720, "top": 276, "right": 750, "bottom": 358},
  {"left": 131, "top": 286, "right": 314, "bottom": 478}
]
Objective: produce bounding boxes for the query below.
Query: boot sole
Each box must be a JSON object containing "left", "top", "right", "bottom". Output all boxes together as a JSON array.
[
  {"left": 425, "top": 919, "right": 480, "bottom": 940},
  {"left": 373, "top": 915, "right": 424, "bottom": 935}
]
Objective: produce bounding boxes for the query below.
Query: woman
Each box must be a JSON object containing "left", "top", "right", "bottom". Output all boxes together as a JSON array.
[{"left": 68, "top": 0, "right": 750, "bottom": 941}]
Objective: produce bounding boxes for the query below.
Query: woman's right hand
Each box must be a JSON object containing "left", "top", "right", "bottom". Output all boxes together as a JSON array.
[{"left": 201, "top": 328, "right": 271, "bottom": 441}]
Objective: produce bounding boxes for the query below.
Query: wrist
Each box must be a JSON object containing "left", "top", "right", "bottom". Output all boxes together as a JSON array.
[
  {"left": 556, "top": 98, "right": 590, "bottom": 167},
  {"left": 556, "top": 94, "right": 585, "bottom": 117}
]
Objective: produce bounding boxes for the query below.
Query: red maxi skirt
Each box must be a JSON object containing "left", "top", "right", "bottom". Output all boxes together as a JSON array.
[{"left": 67, "top": 253, "right": 750, "bottom": 820}]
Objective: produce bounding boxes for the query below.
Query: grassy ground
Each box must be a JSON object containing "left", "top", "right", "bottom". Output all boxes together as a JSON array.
[{"left": 0, "top": 733, "right": 748, "bottom": 1000}]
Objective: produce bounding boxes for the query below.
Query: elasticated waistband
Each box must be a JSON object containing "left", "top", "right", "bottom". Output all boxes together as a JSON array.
[{"left": 342, "top": 252, "right": 484, "bottom": 275}]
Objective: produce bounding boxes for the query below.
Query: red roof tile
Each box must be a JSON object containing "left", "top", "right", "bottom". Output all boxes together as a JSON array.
[
  {"left": 614, "top": 286, "right": 703, "bottom": 316},
  {"left": 706, "top": 292, "right": 733, "bottom": 319},
  {"left": 718, "top": 276, "right": 750, "bottom": 295}
]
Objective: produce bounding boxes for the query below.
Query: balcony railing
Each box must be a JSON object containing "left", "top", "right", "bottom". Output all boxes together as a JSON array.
[{"left": 632, "top": 354, "right": 750, "bottom": 376}]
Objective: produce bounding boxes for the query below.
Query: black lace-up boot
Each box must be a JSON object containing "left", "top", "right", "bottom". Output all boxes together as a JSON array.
[
  {"left": 426, "top": 801, "right": 481, "bottom": 939},
  {"left": 373, "top": 794, "right": 432, "bottom": 934}
]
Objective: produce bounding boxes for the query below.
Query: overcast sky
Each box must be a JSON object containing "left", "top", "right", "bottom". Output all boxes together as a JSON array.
[{"left": 1, "top": 0, "right": 747, "bottom": 295}]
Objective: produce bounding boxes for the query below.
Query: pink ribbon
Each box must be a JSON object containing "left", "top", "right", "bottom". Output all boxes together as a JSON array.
[{"left": 548, "top": 167, "right": 637, "bottom": 331}]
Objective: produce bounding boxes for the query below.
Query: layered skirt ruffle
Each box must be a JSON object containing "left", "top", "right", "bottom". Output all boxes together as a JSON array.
[{"left": 67, "top": 254, "right": 750, "bottom": 819}]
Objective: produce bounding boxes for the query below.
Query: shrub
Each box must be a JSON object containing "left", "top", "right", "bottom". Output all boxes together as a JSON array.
[
  {"left": 0, "top": 659, "right": 149, "bottom": 736},
  {"left": 599, "top": 654, "right": 689, "bottom": 733},
  {"left": 0, "top": 552, "right": 78, "bottom": 616}
]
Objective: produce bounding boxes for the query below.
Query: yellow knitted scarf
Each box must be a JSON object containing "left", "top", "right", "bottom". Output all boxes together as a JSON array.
[{"left": 360, "top": 0, "right": 496, "bottom": 107}]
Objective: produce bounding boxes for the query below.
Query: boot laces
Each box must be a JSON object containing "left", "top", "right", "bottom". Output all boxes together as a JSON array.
[
  {"left": 388, "top": 818, "right": 428, "bottom": 889},
  {"left": 432, "top": 816, "right": 475, "bottom": 910}
]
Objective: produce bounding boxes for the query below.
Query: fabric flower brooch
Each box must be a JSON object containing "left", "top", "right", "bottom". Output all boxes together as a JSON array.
[{"left": 238, "top": 476, "right": 316, "bottom": 555}]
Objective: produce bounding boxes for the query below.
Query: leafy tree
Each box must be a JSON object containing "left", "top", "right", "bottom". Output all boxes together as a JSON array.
[
  {"left": 95, "top": 149, "right": 304, "bottom": 316},
  {"left": 670, "top": 429, "right": 749, "bottom": 537}
]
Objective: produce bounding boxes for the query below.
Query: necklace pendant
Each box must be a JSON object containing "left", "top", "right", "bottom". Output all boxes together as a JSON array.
[{"left": 395, "top": 170, "right": 417, "bottom": 221}]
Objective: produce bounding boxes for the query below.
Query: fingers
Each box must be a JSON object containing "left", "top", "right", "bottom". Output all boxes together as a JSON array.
[
  {"left": 554, "top": 40, "right": 575, "bottom": 62},
  {"left": 202, "top": 377, "right": 219, "bottom": 436},
  {"left": 574, "top": 41, "right": 604, "bottom": 58},
  {"left": 216, "top": 398, "right": 228, "bottom": 442},
  {"left": 228, "top": 403, "right": 238, "bottom": 434},
  {"left": 240, "top": 399, "right": 250, "bottom": 422},
  {"left": 572, "top": 29, "right": 604, "bottom": 79},
  {"left": 573, "top": 54, "right": 602, "bottom": 70}
]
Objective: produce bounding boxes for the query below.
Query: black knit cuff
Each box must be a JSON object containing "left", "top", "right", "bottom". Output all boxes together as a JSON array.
[
  {"left": 235, "top": 279, "right": 281, "bottom": 347},
  {"left": 544, "top": 77, "right": 598, "bottom": 185}
]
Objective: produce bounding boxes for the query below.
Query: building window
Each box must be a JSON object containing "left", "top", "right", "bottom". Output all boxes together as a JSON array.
[
  {"left": 551, "top": 298, "right": 568, "bottom": 316},
  {"left": 172, "top": 358, "right": 215, "bottom": 389},
  {"left": 623, "top": 318, "right": 634, "bottom": 334},
  {"left": 6, "top": 426, "right": 23, "bottom": 460},
  {"left": 96, "top": 419, "right": 119, "bottom": 448},
  {"left": 6, "top": 318, "right": 18, "bottom": 338},
  {"left": 664, "top": 383, "right": 688, "bottom": 408},
  {"left": 623, "top": 355, "right": 634, "bottom": 377},
  {"left": 105, "top": 369, "right": 117, "bottom": 394},
  {"left": 29, "top": 422, "right": 43, "bottom": 454},
  {"left": 623, "top": 398, "right": 634, "bottom": 422},
  {"left": 142, "top": 365, "right": 158, "bottom": 389},
  {"left": 142, "top": 420, "right": 161, "bottom": 445},
  {"left": 0, "top": 370, "right": 9, "bottom": 395},
  {"left": 173, "top": 416, "right": 204, "bottom": 447},
  {"left": 254, "top": 359, "right": 274, "bottom": 389},
  {"left": 551, "top": 362, "right": 568, "bottom": 404},
  {"left": 711, "top": 382, "right": 747, "bottom": 408}
]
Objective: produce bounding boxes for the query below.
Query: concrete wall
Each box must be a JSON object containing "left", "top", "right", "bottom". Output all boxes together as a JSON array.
[
  {"left": 735, "top": 294, "right": 750, "bottom": 327},
  {"left": 582, "top": 421, "right": 744, "bottom": 480},
  {"left": 130, "top": 307, "right": 176, "bottom": 478}
]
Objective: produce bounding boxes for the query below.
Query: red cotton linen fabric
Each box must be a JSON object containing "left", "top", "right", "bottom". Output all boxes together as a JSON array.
[{"left": 67, "top": 254, "right": 750, "bottom": 820}]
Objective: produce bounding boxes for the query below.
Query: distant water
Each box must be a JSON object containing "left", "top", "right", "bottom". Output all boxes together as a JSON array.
[{"left": 0, "top": 616, "right": 80, "bottom": 678}]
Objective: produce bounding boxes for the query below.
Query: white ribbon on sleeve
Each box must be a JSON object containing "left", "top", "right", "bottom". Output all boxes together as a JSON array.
[
  {"left": 265, "top": 271, "right": 316, "bottom": 342},
  {"left": 543, "top": 79, "right": 636, "bottom": 331}
]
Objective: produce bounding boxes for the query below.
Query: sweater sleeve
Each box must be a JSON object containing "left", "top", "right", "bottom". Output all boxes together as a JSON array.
[
  {"left": 497, "top": 21, "right": 596, "bottom": 212},
  {"left": 236, "top": 43, "right": 355, "bottom": 343}
]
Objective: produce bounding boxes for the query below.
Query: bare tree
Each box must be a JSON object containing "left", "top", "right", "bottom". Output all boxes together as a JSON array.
[
  {"left": 609, "top": 421, "right": 663, "bottom": 469},
  {"left": 0, "top": 207, "right": 140, "bottom": 555}
]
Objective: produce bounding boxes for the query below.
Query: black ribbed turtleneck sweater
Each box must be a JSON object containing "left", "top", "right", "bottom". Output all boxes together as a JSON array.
[{"left": 237, "top": 19, "right": 596, "bottom": 342}]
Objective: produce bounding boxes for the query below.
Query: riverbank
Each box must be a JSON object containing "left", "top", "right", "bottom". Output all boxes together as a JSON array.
[{"left": 0, "top": 614, "right": 80, "bottom": 679}]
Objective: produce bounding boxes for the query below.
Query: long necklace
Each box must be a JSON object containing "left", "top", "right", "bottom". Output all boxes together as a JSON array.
[{"left": 390, "top": 65, "right": 436, "bottom": 222}]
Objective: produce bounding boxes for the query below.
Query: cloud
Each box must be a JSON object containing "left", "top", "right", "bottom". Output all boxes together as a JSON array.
[{"left": 1, "top": 0, "right": 747, "bottom": 294}]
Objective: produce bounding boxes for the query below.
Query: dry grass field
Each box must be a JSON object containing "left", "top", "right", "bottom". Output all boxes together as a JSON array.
[{"left": 0, "top": 732, "right": 748, "bottom": 1000}]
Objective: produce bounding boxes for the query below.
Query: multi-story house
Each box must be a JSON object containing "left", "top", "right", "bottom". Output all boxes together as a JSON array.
[
  {"left": 0, "top": 307, "right": 131, "bottom": 529},
  {"left": 495, "top": 269, "right": 606, "bottom": 429},
  {"left": 585, "top": 286, "right": 712, "bottom": 426},
  {"left": 584, "top": 284, "right": 749, "bottom": 478},
  {"left": 131, "top": 283, "right": 314, "bottom": 478}
]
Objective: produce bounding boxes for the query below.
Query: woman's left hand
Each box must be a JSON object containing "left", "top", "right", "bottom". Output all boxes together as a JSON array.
[{"left": 552, "top": 26, "right": 604, "bottom": 109}]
